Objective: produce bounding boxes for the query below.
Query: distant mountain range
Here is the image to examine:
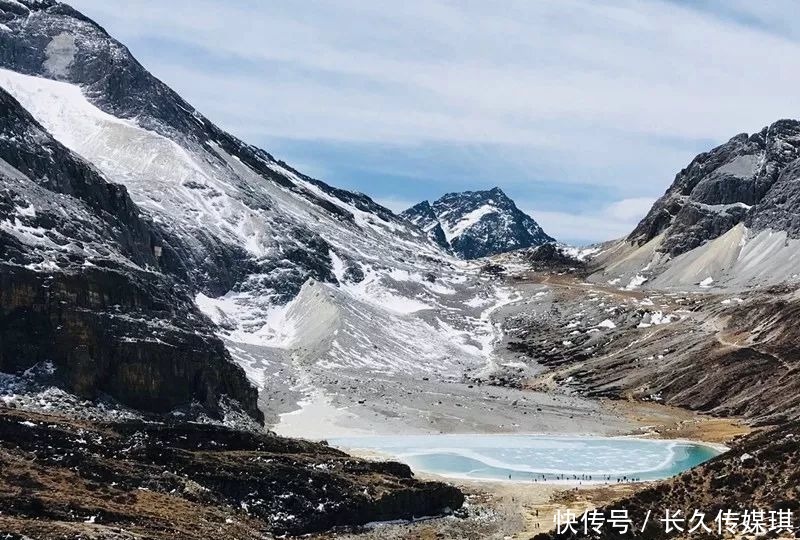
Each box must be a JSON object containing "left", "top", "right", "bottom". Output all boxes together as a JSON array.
[{"left": 401, "top": 187, "right": 554, "bottom": 259}]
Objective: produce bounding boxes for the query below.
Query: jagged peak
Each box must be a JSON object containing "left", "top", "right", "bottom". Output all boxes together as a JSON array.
[
  {"left": 405, "top": 199, "right": 434, "bottom": 212},
  {"left": 628, "top": 116, "right": 800, "bottom": 257},
  {"left": 439, "top": 186, "right": 507, "bottom": 200},
  {"left": 402, "top": 187, "right": 553, "bottom": 259}
]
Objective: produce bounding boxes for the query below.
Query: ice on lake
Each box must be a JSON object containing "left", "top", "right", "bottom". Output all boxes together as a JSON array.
[{"left": 329, "top": 434, "right": 722, "bottom": 483}]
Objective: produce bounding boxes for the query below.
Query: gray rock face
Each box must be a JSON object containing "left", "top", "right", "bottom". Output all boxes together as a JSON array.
[
  {"left": 0, "top": 86, "right": 262, "bottom": 423},
  {"left": 629, "top": 119, "right": 800, "bottom": 256},
  {"left": 401, "top": 200, "right": 450, "bottom": 250},
  {"left": 402, "top": 187, "right": 553, "bottom": 259},
  {"left": 0, "top": 0, "right": 420, "bottom": 302},
  {"left": 746, "top": 157, "right": 800, "bottom": 235}
]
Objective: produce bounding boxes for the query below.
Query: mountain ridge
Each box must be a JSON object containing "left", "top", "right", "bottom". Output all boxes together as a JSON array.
[
  {"left": 402, "top": 186, "right": 554, "bottom": 259},
  {"left": 0, "top": 0, "right": 460, "bottom": 424},
  {"left": 628, "top": 118, "right": 800, "bottom": 256},
  {"left": 589, "top": 118, "right": 800, "bottom": 291}
]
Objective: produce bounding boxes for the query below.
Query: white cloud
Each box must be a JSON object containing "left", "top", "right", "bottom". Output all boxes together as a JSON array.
[
  {"left": 69, "top": 0, "right": 800, "bottom": 147},
  {"left": 373, "top": 196, "right": 417, "bottom": 213},
  {"left": 64, "top": 0, "right": 797, "bottom": 241},
  {"left": 604, "top": 197, "right": 659, "bottom": 222},
  {"left": 526, "top": 197, "right": 656, "bottom": 246}
]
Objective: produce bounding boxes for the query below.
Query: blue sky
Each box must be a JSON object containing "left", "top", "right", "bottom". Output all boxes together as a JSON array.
[{"left": 70, "top": 0, "right": 800, "bottom": 244}]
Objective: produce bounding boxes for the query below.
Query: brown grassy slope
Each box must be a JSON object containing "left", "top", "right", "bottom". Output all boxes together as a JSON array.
[{"left": 0, "top": 408, "right": 463, "bottom": 539}]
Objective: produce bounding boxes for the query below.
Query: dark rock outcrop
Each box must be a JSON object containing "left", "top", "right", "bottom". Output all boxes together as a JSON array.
[
  {"left": 401, "top": 200, "right": 451, "bottom": 250},
  {"left": 0, "top": 265, "right": 261, "bottom": 421},
  {"left": 522, "top": 243, "right": 585, "bottom": 274},
  {"left": 0, "top": 84, "right": 261, "bottom": 423},
  {"left": 629, "top": 119, "right": 800, "bottom": 256},
  {"left": 0, "top": 408, "right": 464, "bottom": 538}
]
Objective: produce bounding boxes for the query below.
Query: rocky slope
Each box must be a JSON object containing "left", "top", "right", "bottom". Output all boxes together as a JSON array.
[
  {"left": 401, "top": 200, "right": 451, "bottom": 251},
  {"left": 574, "top": 120, "right": 800, "bottom": 427},
  {"left": 628, "top": 119, "right": 800, "bottom": 257},
  {"left": 497, "top": 264, "right": 800, "bottom": 538},
  {"left": 501, "top": 272, "right": 800, "bottom": 424},
  {"left": 594, "top": 119, "right": 800, "bottom": 290},
  {"left": 402, "top": 187, "right": 553, "bottom": 259},
  {"left": 0, "top": 408, "right": 463, "bottom": 539},
  {"left": 536, "top": 421, "right": 800, "bottom": 539},
  {"left": 0, "top": 0, "right": 509, "bottom": 427},
  {"left": 0, "top": 84, "right": 261, "bottom": 423},
  {"left": 0, "top": 0, "right": 487, "bottom": 415},
  {"left": 0, "top": 0, "right": 442, "bottom": 301}
]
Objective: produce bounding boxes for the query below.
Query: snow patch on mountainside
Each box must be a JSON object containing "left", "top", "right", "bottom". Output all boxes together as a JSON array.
[
  {"left": 0, "top": 68, "right": 281, "bottom": 257},
  {"left": 441, "top": 204, "right": 497, "bottom": 242},
  {"left": 194, "top": 257, "right": 522, "bottom": 400},
  {"left": 402, "top": 188, "right": 553, "bottom": 259},
  {"left": 0, "top": 66, "right": 535, "bottom": 429},
  {"left": 195, "top": 292, "right": 298, "bottom": 349},
  {"left": 0, "top": 68, "right": 443, "bottom": 273},
  {"left": 593, "top": 222, "right": 800, "bottom": 291}
]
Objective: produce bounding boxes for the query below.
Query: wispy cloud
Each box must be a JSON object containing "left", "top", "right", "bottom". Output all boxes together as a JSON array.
[
  {"left": 68, "top": 0, "right": 800, "bottom": 242},
  {"left": 526, "top": 197, "right": 657, "bottom": 246},
  {"left": 373, "top": 196, "right": 417, "bottom": 214}
]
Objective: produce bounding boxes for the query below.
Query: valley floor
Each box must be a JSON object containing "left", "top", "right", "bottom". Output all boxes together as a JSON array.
[
  {"left": 307, "top": 402, "right": 745, "bottom": 540},
  {"left": 261, "top": 270, "right": 753, "bottom": 538},
  {"left": 266, "top": 277, "right": 654, "bottom": 439},
  {"left": 0, "top": 266, "right": 769, "bottom": 540}
]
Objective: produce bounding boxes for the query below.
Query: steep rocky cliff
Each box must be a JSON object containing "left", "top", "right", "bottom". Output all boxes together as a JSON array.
[
  {"left": 628, "top": 119, "right": 800, "bottom": 257},
  {"left": 401, "top": 200, "right": 451, "bottom": 251},
  {"left": 0, "top": 83, "right": 261, "bottom": 422}
]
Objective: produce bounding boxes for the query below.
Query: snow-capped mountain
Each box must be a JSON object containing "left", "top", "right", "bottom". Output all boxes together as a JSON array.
[
  {"left": 402, "top": 187, "right": 554, "bottom": 259},
  {"left": 0, "top": 0, "right": 448, "bottom": 302},
  {"left": 0, "top": 0, "right": 519, "bottom": 425}
]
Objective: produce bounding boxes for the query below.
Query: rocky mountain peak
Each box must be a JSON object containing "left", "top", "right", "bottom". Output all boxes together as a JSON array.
[
  {"left": 401, "top": 200, "right": 450, "bottom": 250},
  {"left": 0, "top": 0, "right": 452, "bottom": 425},
  {"left": 402, "top": 187, "right": 553, "bottom": 259},
  {"left": 628, "top": 118, "right": 800, "bottom": 257}
]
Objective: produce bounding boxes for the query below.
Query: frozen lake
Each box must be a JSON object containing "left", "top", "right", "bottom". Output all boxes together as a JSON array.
[{"left": 329, "top": 434, "right": 722, "bottom": 483}]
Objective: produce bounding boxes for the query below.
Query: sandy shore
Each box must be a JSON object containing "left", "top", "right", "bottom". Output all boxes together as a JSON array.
[
  {"left": 309, "top": 470, "right": 646, "bottom": 540},
  {"left": 605, "top": 399, "right": 750, "bottom": 444}
]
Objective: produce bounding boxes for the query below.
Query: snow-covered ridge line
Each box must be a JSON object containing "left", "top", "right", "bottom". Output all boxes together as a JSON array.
[{"left": 0, "top": 64, "right": 492, "bottom": 405}]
